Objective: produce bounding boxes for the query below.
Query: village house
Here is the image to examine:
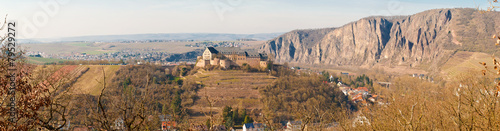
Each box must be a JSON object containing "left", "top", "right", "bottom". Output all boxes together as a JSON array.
[
  {"left": 339, "top": 84, "right": 351, "bottom": 95},
  {"left": 196, "top": 47, "right": 268, "bottom": 69},
  {"left": 159, "top": 115, "right": 176, "bottom": 131},
  {"left": 190, "top": 125, "right": 226, "bottom": 131},
  {"left": 368, "top": 95, "right": 379, "bottom": 103},
  {"left": 111, "top": 118, "right": 124, "bottom": 130},
  {"left": 243, "top": 123, "right": 265, "bottom": 131},
  {"left": 352, "top": 115, "right": 370, "bottom": 127},
  {"left": 354, "top": 87, "right": 370, "bottom": 96},
  {"left": 285, "top": 121, "right": 303, "bottom": 131}
]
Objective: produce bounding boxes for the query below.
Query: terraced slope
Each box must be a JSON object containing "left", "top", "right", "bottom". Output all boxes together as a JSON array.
[
  {"left": 440, "top": 51, "right": 496, "bottom": 79},
  {"left": 71, "top": 65, "right": 121, "bottom": 95},
  {"left": 185, "top": 70, "right": 276, "bottom": 123}
]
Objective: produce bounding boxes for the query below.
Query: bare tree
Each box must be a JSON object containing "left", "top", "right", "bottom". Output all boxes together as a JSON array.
[
  {"left": 88, "top": 67, "right": 149, "bottom": 130},
  {"left": 0, "top": 17, "right": 73, "bottom": 130}
]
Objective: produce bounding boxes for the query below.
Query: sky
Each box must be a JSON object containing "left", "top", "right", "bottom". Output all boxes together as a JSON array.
[{"left": 0, "top": 0, "right": 491, "bottom": 39}]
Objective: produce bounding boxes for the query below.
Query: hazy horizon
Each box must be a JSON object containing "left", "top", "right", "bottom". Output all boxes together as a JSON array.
[{"left": 0, "top": 0, "right": 487, "bottom": 39}]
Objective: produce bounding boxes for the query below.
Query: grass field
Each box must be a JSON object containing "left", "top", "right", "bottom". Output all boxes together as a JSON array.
[
  {"left": 68, "top": 42, "right": 92, "bottom": 47},
  {"left": 185, "top": 70, "right": 276, "bottom": 123},
  {"left": 22, "top": 42, "right": 104, "bottom": 55},
  {"left": 27, "top": 57, "right": 73, "bottom": 64}
]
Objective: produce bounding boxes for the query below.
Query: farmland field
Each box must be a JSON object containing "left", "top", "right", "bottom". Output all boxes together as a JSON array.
[
  {"left": 21, "top": 41, "right": 266, "bottom": 55},
  {"left": 27, "top": 57, "right": 73, "bottom": 64},
  {"left": 23, "top": 42, "right": 102, "bottom": 55}
]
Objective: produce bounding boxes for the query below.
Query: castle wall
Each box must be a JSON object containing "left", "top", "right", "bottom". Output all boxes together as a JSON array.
[
  {"left": 223, "top": 54, "right": 236, "bottom": 61},
  {"left": 260, "top": 61, "right": 268, "bottom": 69},
  {"left": 196, "top": 60, "right": 210, "bottom": 67},
  {"left": 210, "top": 58, "right": 220, "bottom": 66},
  {"left": 220, "top": 60, "right": 231, "bottom": 69},
  {"left": 246, "top": 57, "right": 261, "bottom": 68},
  {"left": 235, "top": 55, "right": 247, "bottom": 66},
  {"left": 198, "top": 47, "right": 267, "bottom": 69}
]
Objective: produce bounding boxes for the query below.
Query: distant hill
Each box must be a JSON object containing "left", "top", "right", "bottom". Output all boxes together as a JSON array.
[
  {"left": 260, "top": 8, "right": 500, "bottom": 73},
  {"left": 21, "top": 33, "right": 284, "bottom": 43}
]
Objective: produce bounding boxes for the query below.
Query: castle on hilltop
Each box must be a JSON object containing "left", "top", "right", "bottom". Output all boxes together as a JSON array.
[{"left": 196, "top": 47, "right": 268, "bottom": 69}]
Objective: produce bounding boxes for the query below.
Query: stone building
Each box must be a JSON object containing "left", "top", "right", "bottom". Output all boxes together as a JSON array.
[{"left": 196, "top": 47, "right": 268, "bottom": 69}]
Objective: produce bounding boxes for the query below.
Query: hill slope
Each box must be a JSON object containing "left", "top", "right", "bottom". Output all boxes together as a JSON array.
[
  {"left": 71, "top": 65, "right": 121, "bottom": 95},
  {"left": 260, "top": 8, "right": 500, "bottom": 72},
  {"left": 185, "top": 70, "right": 276, "bottom": 123}
]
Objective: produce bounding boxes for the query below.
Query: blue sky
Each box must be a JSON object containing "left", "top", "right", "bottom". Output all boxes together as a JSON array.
[{"left": 0, "top": 0, "right": 490, "bottom": 39}]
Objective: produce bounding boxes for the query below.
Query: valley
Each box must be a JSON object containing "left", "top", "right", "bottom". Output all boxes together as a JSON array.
[{"left": 3, "top": 3, "right": 500, "bottom": 130}]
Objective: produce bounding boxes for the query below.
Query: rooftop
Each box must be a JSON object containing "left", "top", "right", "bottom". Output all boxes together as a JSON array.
[{"left": 206, "top": 47, "right": 267, "bottom": 59}]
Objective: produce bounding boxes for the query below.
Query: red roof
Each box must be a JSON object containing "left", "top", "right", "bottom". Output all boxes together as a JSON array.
[
  {"left": 356, "top": 87, "right": 369, "bottom": 92},
  {"left": 352, "top": 94, "right": 363, "bottom": 101}
]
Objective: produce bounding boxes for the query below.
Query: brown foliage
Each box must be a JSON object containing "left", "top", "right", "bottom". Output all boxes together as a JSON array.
[
  {"left": 259, "top": 70, "right": 355, "bottom": 129},
  {"left": 351, "top": 73, "right": 500, "bottom": 130},
  {"left": 0, "top": 47, "right": 73, "bottom": 130},
  {"left": 80, "top": 64, "right": 201, "bottom": 130}
]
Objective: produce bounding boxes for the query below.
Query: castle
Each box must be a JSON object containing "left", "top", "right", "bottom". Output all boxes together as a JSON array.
[{"left": 196, "top": 47, "right": 268, "bottom": 69}]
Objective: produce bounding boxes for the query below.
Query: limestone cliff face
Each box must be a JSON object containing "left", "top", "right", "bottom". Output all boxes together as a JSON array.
[{"left": 260, "top": 8, "right": 500, "bottom": 69}]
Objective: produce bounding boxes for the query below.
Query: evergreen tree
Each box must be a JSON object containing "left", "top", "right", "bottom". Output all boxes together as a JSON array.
[
  {"left": 242, "top": 115, "right": 253, "bottom": 125},
  {"left": 222, "top": 106, "right": 232, "bottom": 118},
  {"left": 222, "top": 106, "right": 234, "bottom": 127},
  {"left": 322, "top": 70, "right": 330, "bottom": 81},
  {"left": 225, "top": 117, "right": 234, "bottom": 128},
  {"left": 162, "top": 103, "right": 168, "bottom": 114},
  {"left": 206, "top": 119, "right": 211, "bottom": 129},
  {"left": 240, "top": 109, "right": 247, "bottom": 120},
  {"left": 232, "top": 108, "right": 239, "bottom": 125},
  {"left": 171, "top": 94, "right": 182, "bottom": 116}
]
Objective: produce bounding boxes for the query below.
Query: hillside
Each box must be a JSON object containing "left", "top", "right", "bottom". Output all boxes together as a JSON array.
[
  {"left": 32, "top": 65, "right": 117, "bottom": 95},
  {"left": 58, "top": 65, "right": 276, "bottom": 123},
  {"left": 71, "top": 65, "right": 121, "bottom": 95},
  {"left": 184, "top": 70, "right": 276, "bottom": 123},
  {"left": 440, "top": 51, "right": 498, "bottom": 80},
  {"left": 260, "top": 8, "right": 500, "bottom": 73}
]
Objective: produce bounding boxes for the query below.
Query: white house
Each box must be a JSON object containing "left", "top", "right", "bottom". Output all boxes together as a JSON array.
[
  {"left": 243, "top": 123, "right": 254, "bottom": 131},
  {"left": 111, "top": 118, "right": 124, "bottom": 130},
  {"left": 285, "top": 121, "right": 302, "bottom": 131},
  {"left": 243, "top": 123, "right": 265, "bottom": 131},
  {"left": 352, "top": 115, "right": 370, "bottom": 127}
]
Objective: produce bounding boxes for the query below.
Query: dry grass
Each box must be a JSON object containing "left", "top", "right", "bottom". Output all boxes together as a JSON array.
[
  {"left": 32, "top": 65, "right": 120, "bottom": 95},
  {"left": 440, "top": 51, "right": 495, "bottom": 80},
  {"left": 71, "top": 65, "right": 121, "bottom": 95},
  {"left": 185, "top": 70, "right": 276, "bottom": 123}
]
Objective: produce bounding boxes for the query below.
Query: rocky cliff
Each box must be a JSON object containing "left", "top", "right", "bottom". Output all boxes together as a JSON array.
[{"left": 260, "top": 8, "right": 500, "bottom": 69}]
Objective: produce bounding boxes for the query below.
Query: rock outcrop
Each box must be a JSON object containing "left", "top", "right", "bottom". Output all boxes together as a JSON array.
[{"left": 260, "top": 8, "right": 500, "bottom": 69}]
